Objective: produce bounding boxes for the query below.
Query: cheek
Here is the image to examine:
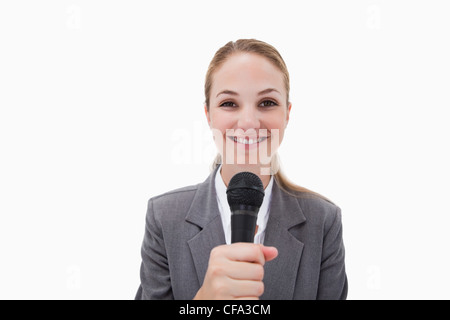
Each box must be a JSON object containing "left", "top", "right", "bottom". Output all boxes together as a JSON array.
[
  {"left": 264, "top": 116, "right": 288, "bottom": 148},
  {"left": 209, "top": 114, "right": 230, "bottom": 152},
  {"left": 265, "top": 115, "right": 287, "bottom": 133},
  {"left": 209, "top": 113, "right": 233, "bottom": 135}
]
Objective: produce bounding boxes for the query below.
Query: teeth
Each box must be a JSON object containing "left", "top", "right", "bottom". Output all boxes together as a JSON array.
[{"left": 231, "top": 136, "right": 268, "bottom": 144}]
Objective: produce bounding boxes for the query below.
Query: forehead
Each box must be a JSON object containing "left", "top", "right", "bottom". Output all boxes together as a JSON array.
[{"left": 211, "top": 53, "right": 285, "bottom": 97}]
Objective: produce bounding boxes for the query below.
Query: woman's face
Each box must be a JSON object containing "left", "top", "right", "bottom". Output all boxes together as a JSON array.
[{"left": 205, "top": 52, "right": 291, "bottom": 170}]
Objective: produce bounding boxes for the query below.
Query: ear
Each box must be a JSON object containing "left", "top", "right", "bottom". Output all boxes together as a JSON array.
[
  {"left": 286, "top": 102, "right": 292, "bottom": 127},
  {"left": 204, "top": 104, "right": 211, "bottom": 128}
]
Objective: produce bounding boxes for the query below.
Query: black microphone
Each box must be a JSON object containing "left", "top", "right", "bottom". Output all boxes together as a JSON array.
[{"left": 226, "top": 172, "right": 265, "bottom": 243}]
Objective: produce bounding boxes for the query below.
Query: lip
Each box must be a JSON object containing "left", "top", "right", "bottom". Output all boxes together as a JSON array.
[{"left": 227, "top": 136, "right": 269, "bottom": 145}]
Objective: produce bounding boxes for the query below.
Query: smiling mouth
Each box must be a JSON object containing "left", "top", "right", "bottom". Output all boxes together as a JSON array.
[{"left": 227, "top": 136, "right": 268, "bottom": 145}]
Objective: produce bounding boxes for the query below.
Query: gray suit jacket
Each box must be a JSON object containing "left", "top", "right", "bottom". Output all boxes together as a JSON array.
[{"left": 135, "top": 167, "right": 348, "bottom": 300}]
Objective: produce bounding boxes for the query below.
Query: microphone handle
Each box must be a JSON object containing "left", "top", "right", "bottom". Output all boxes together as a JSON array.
[{"left": 231, "top": 211, "right": 257, "bottom": 243}]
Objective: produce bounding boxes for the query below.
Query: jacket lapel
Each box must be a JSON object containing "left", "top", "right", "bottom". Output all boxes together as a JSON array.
[
  {"left": 186, "top": 166, "right": 226, "bottom": 286},
  {"left": 261, "top": 181, "right": 306, "bottom": 300},
  {"left": 185, "top": 167, "right": 306, "bottom": 299}
]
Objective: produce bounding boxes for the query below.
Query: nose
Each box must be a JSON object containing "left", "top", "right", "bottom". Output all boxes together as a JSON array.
[{"left": 237, "top": 105, "right": 260, "bottom": 131}]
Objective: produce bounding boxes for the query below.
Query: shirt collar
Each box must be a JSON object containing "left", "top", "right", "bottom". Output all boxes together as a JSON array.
[
  {"left": 215, "top": 165, "right": 274, "bottom": 202},
  {"left": 214, "top": 165, "right": 274, "bottom": 242}
]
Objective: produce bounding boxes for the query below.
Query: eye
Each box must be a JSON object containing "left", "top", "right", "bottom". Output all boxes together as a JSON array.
[
  {"left": 259, "top": 100, "right": 278, "bottom": 107},
  {"left": 220, "top": 101, "right": 237, "bottom": 108}
]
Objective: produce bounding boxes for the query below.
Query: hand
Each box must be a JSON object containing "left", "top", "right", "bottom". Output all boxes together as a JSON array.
[{"left": 193, "top": 243, "right": 278, "bottom": 300}]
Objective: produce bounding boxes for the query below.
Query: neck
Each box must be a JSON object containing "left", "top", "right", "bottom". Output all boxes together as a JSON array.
[{"left": 220, "top": 163, "right": 271, "bottom": 189}]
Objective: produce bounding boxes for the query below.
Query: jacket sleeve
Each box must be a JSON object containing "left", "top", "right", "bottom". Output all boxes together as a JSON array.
[
  {"left": 135, "top": 199, "right": 174, "bottom": 300},
  {"left": 317, "top": 206, "right": 348, "bottom": 300}
]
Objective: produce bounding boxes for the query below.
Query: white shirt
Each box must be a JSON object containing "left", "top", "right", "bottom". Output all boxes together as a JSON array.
[{"left": 214, "top": 165, "right": 274, "bottom": 245}]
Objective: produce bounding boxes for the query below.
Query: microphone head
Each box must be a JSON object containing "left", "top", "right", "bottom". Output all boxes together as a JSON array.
[{"left": 226, "top": 172, "right": 265, "bottom": 210}]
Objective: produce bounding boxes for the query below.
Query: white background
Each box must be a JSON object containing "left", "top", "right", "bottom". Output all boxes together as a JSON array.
[{"left": 1, "top": 0, "right": 449, "bottom": 299}]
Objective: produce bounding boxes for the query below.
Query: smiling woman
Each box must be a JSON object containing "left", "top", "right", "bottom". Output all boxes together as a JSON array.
[
  {"left": 136, "top": 39, "right": 348, "bottom": 300},
  {"left": 204, "top": 39, "right": 327, "bottom": 199},
  {"left": 205, "top": 50, "right": 290, "bottom": 187}
]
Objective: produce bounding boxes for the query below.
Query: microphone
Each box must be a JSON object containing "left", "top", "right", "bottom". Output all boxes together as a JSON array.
[{"left": 226, "top": 172, "right": 265, "bottom": 243}]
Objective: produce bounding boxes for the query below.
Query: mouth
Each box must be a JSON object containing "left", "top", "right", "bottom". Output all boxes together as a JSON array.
[{"left": 227, "top": 136, "right": 269, "bottom": 145}]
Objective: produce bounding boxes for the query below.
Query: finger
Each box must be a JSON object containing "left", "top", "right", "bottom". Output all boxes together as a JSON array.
[
  {"left": 261, "top": 246, "right": 278, "bottom": 262},
  {"left": 229, "top": 279, "right": 264, "bottom": 298},
  {"left": 223, "top": 243, "right": 265, "bottom": 265},
  {"left": 226, "top": 261, "right": 264, "bottom": 281}
]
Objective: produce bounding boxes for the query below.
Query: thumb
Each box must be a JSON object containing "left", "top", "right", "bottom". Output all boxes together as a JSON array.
[{"left": 261, "top": 245, "right": 278, "bottom": 263}]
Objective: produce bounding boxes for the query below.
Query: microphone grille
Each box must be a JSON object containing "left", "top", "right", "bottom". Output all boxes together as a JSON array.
[{"left": 226, "top": 172, "right": 265, "bottom": 208}]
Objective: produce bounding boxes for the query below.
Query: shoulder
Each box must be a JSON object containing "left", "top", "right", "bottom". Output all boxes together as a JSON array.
[
  {"left": 149, "top": 183, "right": 200, "bottom": 209},
  {"left": 145, "top": 168, "right": 218, "bottom": 227},
  {"left": 146, "top": 184, "right": 200, "bottom": 223},
  {"left": 292, "top": 191, "right": 342, "bottom": 229},
  {"left": 150, "top": 184, "right": 199, "bottom": 205}
]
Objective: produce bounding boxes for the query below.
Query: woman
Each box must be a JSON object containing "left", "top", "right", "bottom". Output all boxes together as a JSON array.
[{"left": 135, "top": 39, "right": 348, "bottom": 300}]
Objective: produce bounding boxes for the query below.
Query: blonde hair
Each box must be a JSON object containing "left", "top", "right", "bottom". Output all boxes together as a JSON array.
[
  {"left": 205, "top": 39, "right": 327, "bottom": 200},
  {"left": 205, "top": 39, "right": 289, "bottom": 110}
]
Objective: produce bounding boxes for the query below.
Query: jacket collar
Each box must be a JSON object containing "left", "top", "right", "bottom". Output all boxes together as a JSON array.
[
  {"left": 185, "top": 166, "right": 222, "bottom": 229},
  {"left": 186, "top": 167, "right": 306, "bottom": 299},
  {"left": 260, "top": 178, "right": 306, "bottom": 299}
]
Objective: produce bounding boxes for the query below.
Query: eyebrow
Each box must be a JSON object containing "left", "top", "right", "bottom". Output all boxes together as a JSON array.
[{"left": 216, "top": 88, "right": 281, "bottom": 98}]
